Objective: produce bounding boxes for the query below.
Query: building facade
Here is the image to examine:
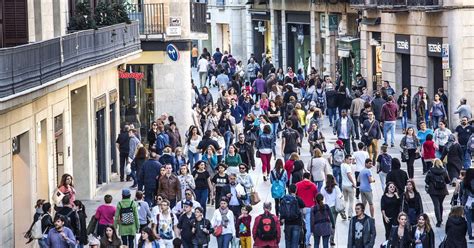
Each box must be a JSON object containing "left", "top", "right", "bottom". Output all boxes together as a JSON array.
[
  {"left": 352, "top": 0, "right": 474, "bottom": 123},
  {"left": 0, "top": 0, "right": 142, "bottom": 246}
]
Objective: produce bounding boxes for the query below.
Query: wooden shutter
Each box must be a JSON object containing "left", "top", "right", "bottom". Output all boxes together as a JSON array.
[{"left": 3, "top": 0, "right": 28, "bottom": 47}]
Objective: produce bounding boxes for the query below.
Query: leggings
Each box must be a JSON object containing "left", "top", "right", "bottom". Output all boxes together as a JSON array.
[{"left": 260, "top": 152, "right": 272, "bottom": 174}]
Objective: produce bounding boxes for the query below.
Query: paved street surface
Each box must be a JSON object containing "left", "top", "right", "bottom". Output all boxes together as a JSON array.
[{"left": 82, "top": 72, "right": 455, "bottom": 247}]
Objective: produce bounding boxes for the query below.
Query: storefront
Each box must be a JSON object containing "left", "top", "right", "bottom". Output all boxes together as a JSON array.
[
  {"left": 119, "top": 64, "right": 155, "bottom": 140},
  {"left": 426, "top": 37, "right": 444, "bottom": 97},
  {"left": 395, "top": 34, "right": 411, "bottom": 97},
  {"left": 251, "top": 12, "right": 271, "bottom": 64},
  {"left": 337, "top": 37, "right": 360, "bottom": 88},
  {"left": 286, "top": 12, "right": 310, "bottom": 72}
]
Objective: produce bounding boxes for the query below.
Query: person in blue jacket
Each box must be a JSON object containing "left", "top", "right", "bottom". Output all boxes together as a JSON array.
[{"left": 139, "top": 149, "right": 163, "bottom": 206}]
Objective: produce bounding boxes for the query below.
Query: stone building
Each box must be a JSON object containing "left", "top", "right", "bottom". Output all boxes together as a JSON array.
[{"left": 352, "top": 0, "right": 474, "bottom": 123}]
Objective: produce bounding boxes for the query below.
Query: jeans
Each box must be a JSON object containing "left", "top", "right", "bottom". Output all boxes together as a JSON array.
[
  {"left": 352, "top": 116, "right": 360, "bottom": 139},
  {"left": 130, "top": 168, "right": 137, "bottom": 186},
  {"left": 274, "top": 198, "right": 281, "bottom": 216},
  {"left": 354, "top": 172, "right": 360, "bottom": 198},
  {"left": 217, "top": 233, "right": 233, "bottom": 248},
  {"left": 119, "top": 153, "right": 129, "bottom": 181},
  {"left": 284, "top": 225, "right": 301, "bottom": 248},
  {"left": 187, "top": 150, "right": 201, "bottom": 168},
  {"left": 378, "top": 172, "right": 387, "bottom": 191},
  {"left": 327, "top": 108, "right": 337, "bottom": 126},
  {"left": 121, "top": 235, "right": 135, "bottom": 248},
  {"left": 342, "top": 186, "right": 354, "bottom": 217},
  {"left": 383, "top": 121, "right": 396, "bottom": 145},
  {"left": 340, "top": 138, "right": 351, "bottom": 155},
  {"left": 260, "top": 153, "right": 272, "bottom": 174},
  {"left": 401, "top": 111, "right": 408, "bottom": 130},
  {"left": 332, "top": 165, "right": 342, "bottom": 187},
  {"left": 195, "top": 188, "right": 209, "bottom": 217},
  {"left": 271, "top": 122, "right": 279, "bottom": 137},
  {"left": 465, "top": 206, "right": 473, "bottom": 238},
  {"left": 406, "top": 149, "right": 416, "bottom": 178},
  {"left": 38, "top": 237, "right": 48, "bottom": 248},
  {"left": 144, "top": 187, "right": 156, "bottom": 206},
  {"left": 432, "top": 115, "right": 442, "bottom": 129},
  {"left": 183, "top": 240, "right": 194, "bottom": 248},
  {"left": 191, "top": 57, "right": 198, "bottom": 67},
  {"left": 304, "top": 207, "right": 312, "bottom": 245},
  {"left": 314, "top": 235, "right": 330, "bottom": 248},
  {"left": 224, "top": 131, "right": 233, "bottom": 156},
  {"left": 430, "top": 194, "right": 446, "bottom": 223},
  {"left": 463, "top": 146, "right": 471, "bottom": 169},
  {"left": 199, "top": 72, "right": 207, "bottom": 88},
  {"left": 314, "top": 180, "right": 324, "bottom": 191}
]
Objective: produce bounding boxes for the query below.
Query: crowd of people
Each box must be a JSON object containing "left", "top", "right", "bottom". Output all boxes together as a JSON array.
[{"left": 26, "top": 48, "right": 474, "bottom": 248}]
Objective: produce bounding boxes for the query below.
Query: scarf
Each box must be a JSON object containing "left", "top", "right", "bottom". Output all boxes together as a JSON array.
[
  {"left": 444, "top": 134, "right": 456, "bottom": 152},
  {"left": 219, "top": 207, "right": 230, "bottom": 228}
]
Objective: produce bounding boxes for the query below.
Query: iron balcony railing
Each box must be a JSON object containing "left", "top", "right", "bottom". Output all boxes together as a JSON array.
[
  {"left": 127, "top": 3, "right": 165, "bottom": 35},
  {"left": 191, "top": 2, "right": 207, "bottom": 33},
  {"left": 407, "top": 0, "right": 440, "bottom": 6},
  {"left": 0, "top": 22, "right": 140, "bottom": 99},
  {"left": 350, "top": 0, "right": 440, "bottom": 6}
]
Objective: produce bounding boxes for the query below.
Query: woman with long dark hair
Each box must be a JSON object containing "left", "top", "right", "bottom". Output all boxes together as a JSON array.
[
  {"left": 192, "top": 161, "right": 214, "bottom": 217},
  {"left": 460, "top": 168, "right": 474, "bottom": 240},
  {"left": 269, "top": 159, "right": 288, "bottom": 216},
  {"left": 186, "top": 125, "right": 202, "bottom": 169},
  {"left": 311, "top": 194, "right": 334, "bottom": 248},
  {"left": 257, "top": 124, "right": 275, "bottom": 181},
  {"left": 100, "top": 224, "right": 122, "bottom": 248},
  {"left": 397, "top": 88, "right": 410, "bottom": 133},
  {"left": 400, "top": 127, "right": 420, "bottom": 179},
  {"left": 381, "top": 181, "right": 402, "bottom": 240},
  {"left": 411, "top": 213, "right": 435, "bottom": 248},
  {"left": 73, "top": 200, "right": 88, "bottom": 248},
  {"left": 147, "top": 121, "right": 158, "bottom": 149},
  {"left": 138, "top": 227, "right": 160, "bottom": 248},
  {"left": 402, "top": 180, "right": 423, "bottom": 226},
  {"left": 132, "top": 146, "right": 148, "bottom": 190},
  {"left": 58, "top": 174, "right": 76, "bottom": 206}
]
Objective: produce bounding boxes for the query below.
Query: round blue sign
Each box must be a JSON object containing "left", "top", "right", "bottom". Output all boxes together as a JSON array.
[{"left": 166, "top": 44, "right": 180, "bottom": 62}]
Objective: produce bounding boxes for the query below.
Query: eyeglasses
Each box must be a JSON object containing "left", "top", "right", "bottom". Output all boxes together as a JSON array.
[{"left": 185, "top": 193, "right": 192, "bottom": 196}]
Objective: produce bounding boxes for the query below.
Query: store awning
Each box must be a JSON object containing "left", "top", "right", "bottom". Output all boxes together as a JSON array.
[{"left": 361, "top": 17, "right": 381, "bottom": 26}]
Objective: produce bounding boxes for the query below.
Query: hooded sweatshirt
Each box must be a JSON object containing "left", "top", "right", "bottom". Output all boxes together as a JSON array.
[
  {"left": 380, "top": 101, "right": 399, "bottom": 122},
  {"left": 291, "top": 160, "right": 304, "bottom": 184},
  {"left": 296, "top": 179, "right": 318, "bottom": 208}
]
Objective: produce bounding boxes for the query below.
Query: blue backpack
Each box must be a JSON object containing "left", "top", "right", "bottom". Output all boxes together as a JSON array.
[{"left": 271, "top": 170, "right": 285, "bottom": 199}]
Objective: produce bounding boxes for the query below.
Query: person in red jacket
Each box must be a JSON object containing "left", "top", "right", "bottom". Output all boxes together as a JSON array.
[
  {"left": 252, "top": 202, "right": 281, "bottom": 248},
  {"left": 380, "top": 95, "right": 399, "bottom": 147},
  {"left": 296, "top": 172, "right": 318, "bottom": 247},
  {"left": 422, "top": 134, "right": 436, "bottom": 174}
]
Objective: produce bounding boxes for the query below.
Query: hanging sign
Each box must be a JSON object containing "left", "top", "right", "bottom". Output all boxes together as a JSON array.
[
  {"left": 119, "top": 70, "right": 144, "bottom": 80},
  {"left": 166, "top": 44, "right": 180, "bottom": 62},
  {"left": 442, "top": 44, "right": 450, "bottom": 69}
]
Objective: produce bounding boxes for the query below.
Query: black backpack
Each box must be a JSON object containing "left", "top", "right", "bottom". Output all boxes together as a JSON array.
[
  {"left": 256, "top": 212, "right": 277, "bottom": 241},
  {"left": 432, "top": 173, "right": 446, "bottom": 190},
  {"left": 279, "top": 195, "right": 300, "bottom": 222}
]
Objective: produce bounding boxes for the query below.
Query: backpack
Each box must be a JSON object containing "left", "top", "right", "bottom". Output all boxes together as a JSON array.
[
  {"left": 332, "top": 148, "right": 345, "bottom": 166},
  {"left": 256, "top": 212, "right": 277, "bottom": 241},
  {"left": 378, "top": 153, "right": 392, "bottom": 174},
  {"left": 271, "top": 170, "right": 285, "bottom": 199},
  {"left": 29, "top": 214, "right": 48, "bottom": 239},
  {"left": 60, "top": 209, "right": 78, "bottom": 230},
  {"left": 279, "top": 195, "right": 300, "bottom": 222},
  {"left": 316, "top": 91, "right": 325, "bottom": 108},
  {"left": 432, "top": 173, "right": 446, "bottom": 190},
  {"left": 119, "top": 201, "right": 135, "bottom": 225}
]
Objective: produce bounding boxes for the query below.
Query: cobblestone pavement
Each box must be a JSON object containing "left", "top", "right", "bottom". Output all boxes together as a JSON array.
[{"left": 82, "top": 71, "right": 457, "bottom": 247}]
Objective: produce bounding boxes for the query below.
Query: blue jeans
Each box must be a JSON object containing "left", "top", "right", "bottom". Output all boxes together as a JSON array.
[
  {"left": 271, "top": 122, "right": 279, "bottom": 137},
  {"left": 463, "top": 146, "right": 471, "bottom": 169},
  {"left": 38, "top": 238, "right": 48, "bottom": 248},
  {"left": 401, "top": 111, "right": 408, "bottom": 130},
  {"left": 195, "top": 188, "right": 209, "bottom": 217},
  {"left": 217, "top": 233, "right": 233, "bottom": 248},
  {"left": 465, "top": 206, "right": 473, "bottom": 238},
  {"left": 383, "top": 121, "right": 396, "bottom": 145},
  {"left": 327, "top": 108, "right": 337, "bottom": 126},
  {"left": 121, "top": 235, "right": 135, "bottom": 248},
  {"left": 224, "top": 131, "right": 233, "bottom": 156},
  {"left": 314, "top": 180, "right": 324, "bottom": 191},
  {"left": 130, "top": 169, "right": 137, "bottom": 186},
  {"left": 284, "top": 224, "right": 301, "bottom": 248},
  {"left": 332, "top": 165, "right": 342, "bottom": 187},
  {"left": 304, "top": 207, "right": 312, "bottom": 245},
  {"left": 314, "top": 235, "right": 330, "bottom": 248},
  {"left": 432, "top": 115, "right": 442, "bottom": 129},
  {"left": 144, "top": 187, "right": 156, "bottom": 206},
  {"left": 187, "top": 150, "right": 201, "bottom": 168}
]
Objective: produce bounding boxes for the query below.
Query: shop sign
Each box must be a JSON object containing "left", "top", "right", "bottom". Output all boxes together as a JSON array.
[
  {"left": 442, "top": 44, "right": 450, "bottom": 69},
  {"left": 427, "top": 37, "right": 442, "bottom": 57},
  {"left": 166, "top": 44, "right": 180, "bottom": 62},
  {"left": 119, "top": 70, "right": 144, "bottom": 80},
  {"left": 329, "top": 14, "right": 338, "bottom": 31},
  {"left": 166, "top": 26, "right": 182, "bottom": 36},
  {"left": 395, "top": 34, "right": 410, "bottom": 54}
]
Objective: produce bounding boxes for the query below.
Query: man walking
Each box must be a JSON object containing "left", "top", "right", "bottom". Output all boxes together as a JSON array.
[
  {"left": 341, "top": 155, "right": 357, "bottom": 219},
  {"left": 359, "top": 159, "right": 376, "bottom": 217},
  {"left": 350, "top": 92, "right": 366, "bottom": 140},
  {"left": 221, "top": 173, "right": 247, "bottom": 220},
  {"left": 455, "top": 116, "right": 474, "bottom": 169},
  {"left": 46, "top": 215, "right": 77, "bottom": 248},
  {"left": 296, "top": 173, "right": 318, "bottom": 247},
  {"left": 139, "top": 149, "right": 162, "bottom": 205},
  {"left": 347, "top": 203, "right": 376, "bottom": 248},
  {"left": 280, "top": 184, "right": 305, "bottom": 248},
  {"left": 334, "top": 109, "right": 356, "bottom": 154},
  {"left": 158, "top": 163, "right": 182, "bottom": 208},
  {"left": 361, "top": 111, "right": 381, "bottom": 162},
  {"left": 380, "top": 95, "right": 398, "bottom": 147},
  {"left": 281, "top": 120, "right": 300, "bottom": 161},
  {"left": 116, "top": 125, "right": 130, "bottom": 182},
  {"left": 252, "top": 202, "right": 281, "bottom": 248}
]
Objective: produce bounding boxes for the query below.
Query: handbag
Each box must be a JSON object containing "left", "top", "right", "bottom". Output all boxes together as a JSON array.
[
  {"left": 415, "top": 151, "right": 421, "bottom": 160},
  {"left": 256, "top": 150, "right": 261, "bottom": 158},
  {"left": 400, "top": 151, "right": 408, "bottom": 162},
  {"left": 335, "top": 193, "right": 345, "bottom": 212},
  {"left": 125, "top": 163, "right": 132, "bottom": 175},
  {"left": 438, "top": 236, "right": 447, "bottom": 248},
  {"left": 86, "top": 216, "right": 98, "bottom": 235},
  {"left": 213, "top": 225, "right": 223, "bottom": 237},
  {"left": 250, "top": 189, "right": 261, "bottom": 205},
  {"left": 52, "top": 188, "right": 65, "bottom": 207}
]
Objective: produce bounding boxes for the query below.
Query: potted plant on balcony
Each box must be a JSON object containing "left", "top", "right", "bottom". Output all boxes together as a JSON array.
[
  {"left": 68, "top": 2, "right": 96, "bottom": 32},
  {"left": 95, "top": 0, "right": 131, "bottom": 27}
]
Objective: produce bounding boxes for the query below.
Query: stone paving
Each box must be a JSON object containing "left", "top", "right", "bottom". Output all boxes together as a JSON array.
[{"left": 82, "top": 72, "right": 463, "bottom": 247}]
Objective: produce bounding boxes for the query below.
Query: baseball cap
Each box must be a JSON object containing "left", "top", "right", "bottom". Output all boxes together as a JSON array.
[
  {"left": 122, "top": 188, "right": 131, "bottom": 197},
  {"left": 336, "top": 140, "right": 344, "bottom": 147},
  {"left": 183, "top": 200, "right": 193, "bottom": 207}
]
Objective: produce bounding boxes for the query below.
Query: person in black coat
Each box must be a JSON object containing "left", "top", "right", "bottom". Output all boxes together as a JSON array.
[
  {"left": 290, "top": 159, "right": 304, "bottom": 185},
  {"left": 444, "top": 206, "right": 467, "bottom": 248},
  {"left": 386, "top": 158, "right": 409, "bottom": 193},
  {"left": 425, "top": 159, "right": 451, "bottom": 227},
  {"left": 402, "top": 180, "right": 423, "bottom": 226},
  {"left": 197, "top": 130, "right": 221, "bottom": 155},
  {"left": 411, "top": 213, "right": 435, "bottom": 248},
  {"left": 73, "top": 200, "right": 88, "bottom": 246},
  {"left": 389, "top": 212, "right": 411, "bottom": 248},
  {"left": 441, "top": 134, "right": 463, "bottom": 182}
]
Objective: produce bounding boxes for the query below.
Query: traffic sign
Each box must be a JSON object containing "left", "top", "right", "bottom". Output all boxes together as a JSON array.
[{"left": 166, "top": 44, "right": 180, "bottom": 62}]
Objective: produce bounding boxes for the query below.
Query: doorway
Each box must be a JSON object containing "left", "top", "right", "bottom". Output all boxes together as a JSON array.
[
  {"left": 54, "top": 114, "right": 64, "bottom": 180},
  {"left": 252, "top": 20, "right": 266, "bottom": 65},
  {"left": 36, "top": 119, "right": 48, "bottom": 199},
  {"left": 96, "top": 108, "right": 107, "bottom": 185},
  {"left": 430, "top": 57, "right": 443, "bottom": 96},
  {"left": 110, "top": 103, "right": 117, "bottom": 173},
  {"left": 13, "top": 132, "right": 31, "bottom": 246},
  {"left": 400, "top": 54, "right": 412, "bottom": 119}
]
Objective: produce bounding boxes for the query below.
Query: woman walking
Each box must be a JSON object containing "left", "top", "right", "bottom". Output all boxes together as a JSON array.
[
  {"left": 430, "top": 93, "right": 447, "bottom": 129},
  {"left": 445, "top": 206, "right": 468, "bottom": 247},
  {"left": 269, "top": 159, "right": 288, "bottom": 216},
  {"left": 186, "top": 126, "right": 202, "bottom": 168},
  {"left": 307, "top": 148, "right": 332, "bottom": 190},
  {"left": 192, "top": 161, "right": 213, "bottom": 217},
  {"left": 319, "top": 174, "right": 342, "bottom": 246},
  {"left": 257, "top": 125, "right": 275, "bottom": 181},
  {"left": 460, "top": 168, "right": 474, "bottom": 240},
  {"left": 433, "top": 120, "right": 452, "bottom": 156},
  {"left": 411, "top": 213, "right": 435, "bottom": 248},
  {"left": 389, "top": 212, "right": 412, "bottom": 248},
  {"left": 57, "top": 174, "right": 77, "bottom": 207},
  {"left": 237, "top": 163, "right": 254, "bottom": 205},
  {"left": 401, "top": 180, "right": 423, "bottom": 226},
  {"left": 425, "top": 158, "right": 450, "bottom": 227},
  {"left": 211, "top": 197, "right": 236, "bottom": 248},
  {"left": 441, "top": 134, "right": 463, "bottom": 182},
  {"left": 311, "top": 194, "right": 334, "bottom": 248},
  {"left": 381, "top": 182, "right": 402, "bottom": 240},
  {"left": 400, "top": 127, "right": 421, "bottom": 179},
  {"left": 224, "top": 144, "right": 242, "bottom": 175},
  {"left": 397, "top": 88, "right": 411, "bottom": 133}
]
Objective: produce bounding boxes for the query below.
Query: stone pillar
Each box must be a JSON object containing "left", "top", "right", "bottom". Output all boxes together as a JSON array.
[
  {"left": 271, "top": 9, "right": 279, "bottom": 68},
  {"left": 323, "top": 12, "right": 336, "bottom": 78},
  {"left": 230, "top": 7, "right": 244, "bottom": 61},
  {"left": 153, "top": 45, "right": 193, "bottom": 137},
  {"left": 310, "top": 10, "right": 317, "bottom": 71},
  {"left": 282, "top": 10, "right": 287, "bottom": 71},
  {"left": 245, "top": 5, "right": 253, "bottom": 61}
]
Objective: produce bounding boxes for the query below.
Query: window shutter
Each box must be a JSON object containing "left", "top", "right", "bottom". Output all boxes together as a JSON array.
[{"left": 3, "top": 0, "right": 28, "bottom": 47}]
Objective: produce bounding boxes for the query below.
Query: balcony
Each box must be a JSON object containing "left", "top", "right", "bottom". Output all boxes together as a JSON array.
[
  {"left": 191, "top": 2, "right": 208, "bottom": 33},
  {"left": 128, "top": 4, "right": 165, "bottom": 37},
  {"left": 350, "top": 0, "right": 442, "bottom": 10},
  {"left": 0, "top": 22, "right": 140, "bottom": 99},
  {"left": 349, "top": 0, "right": 377, "bottom": 9}
]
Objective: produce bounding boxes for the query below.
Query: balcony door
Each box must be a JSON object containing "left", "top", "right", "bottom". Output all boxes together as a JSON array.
[{"left": 0, "top": 0, "right": 28, "bottom": 48}]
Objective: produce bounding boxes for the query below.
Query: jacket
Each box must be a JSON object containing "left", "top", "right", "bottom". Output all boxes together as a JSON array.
[
  {"left": 386, "top": 169, "right": 409, "bottom": 193},
  {"left": 362, "top": 119, "right": 381, "bottom": 140},
  {"left": 350, "top": 98, "right": 365, "bottom": 117},
  {"left": 347, "top": 215, "right": 376, "bottom": 248},
  {"left": 400, "top": 136, "right": 421, "bottom": 159},
  {"left": 114, "top": 199, "right": 140, "bottom": 236},
  {"left": 412, "top": 92, "right": 429, "bottom": 112},
  {"left": 198, "top": 93, "right": 213, "bottom": 107},
  {"left": 158, "top": 153, "right": 177, "bottom": 172},
  {"left": 291, "top": 160, "right": 304, "bottom": 184},
  {"left": 55, "top": 206, "right": 80, "bottom": 237},
  {"left": 380, "top": 101, "right": 399, "bottom": 122},
  {"left": 296, "top": 179, "right": 318, "bottom": 208},
  {"left": 140, "top": 159, "right": 162, "bottom": 190},
  {"left": 334, "top": 116, "right": 356, "bottom": 139},
  {"left": 325, "top": 89, "right": 338, "bottom": 108},
  {"left": 307, "top": 157, "right": 332, "bottom": 182},
  {"left": 235, "top": 141, "right": 255, "bottom": 168},
  {"left": 424, "top": 167, "right": 450, "bottom": 196},
  {"left": 252, "top": 211, "right": 281, "bottom": 247},
  {"left": 371, "top": 97, "right": 386, "bottom": 121},
  {"left": 158, "top": 174, "right": 182, "bottom": 201},
  {"left": 257, "top": 133, "right": 275, "bottom": 150},
  {"left": 230, "top": 105, "right": 245, "bottom": 124},
  {"left": 445, "top": 216, "right": 467, "bottom": 248},
  {"left": 116, "top": 131, "right": 130, "bottom": 154},
  {"left": 389, "top": 225, "right": 411, "bottom": 248},
  {"left": 221, "top": 183, "right": 247, "bottom": 207},
  {"left": 410, "top": 226, "right": 434, "bottom": 248},
  {"left": 253, "top": 78, "right": 266, "bottom": 94}
]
